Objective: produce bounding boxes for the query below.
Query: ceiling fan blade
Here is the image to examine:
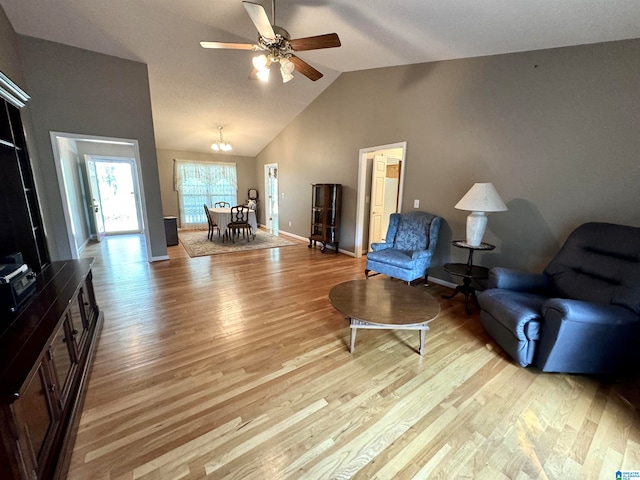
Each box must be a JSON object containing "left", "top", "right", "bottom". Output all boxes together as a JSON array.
[
  {"left": 290, "top": 33, "right": 341, "bottom": 52},
  {"left": 243, "top": 1, "right": 276, "bottom": 40},
  {"left": 290, "top": 55, "right": 323, "bottom": 81},
  {"left": 200, "top": 41, "right": 257, "bottom": 50}
]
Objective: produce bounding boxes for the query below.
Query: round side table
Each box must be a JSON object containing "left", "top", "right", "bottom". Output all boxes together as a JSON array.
[{"left": 443, "top": 241, "right": 495, "bottom": 314}]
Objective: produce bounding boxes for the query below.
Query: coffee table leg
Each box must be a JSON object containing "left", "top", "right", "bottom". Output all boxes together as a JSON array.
[
  {"left": 419, "top": 328, "right": 426, "bottom": 356},
  {"left": 350, "top": 324, "right": 357, "bottom": 353}
]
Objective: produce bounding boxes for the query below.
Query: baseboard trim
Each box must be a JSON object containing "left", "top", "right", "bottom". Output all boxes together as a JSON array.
[{"left": 428, "top": 276, "right": 457, "bottom": 289}]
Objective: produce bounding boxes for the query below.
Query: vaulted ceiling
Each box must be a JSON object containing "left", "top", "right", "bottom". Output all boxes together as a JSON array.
[{"left": 2, "top": 0, "right": 639, "bottom": 156}]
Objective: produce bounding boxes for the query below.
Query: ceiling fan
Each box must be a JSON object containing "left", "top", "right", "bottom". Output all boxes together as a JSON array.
[{"left": 200, "top": 0, "right": 341, "bottom": 82}]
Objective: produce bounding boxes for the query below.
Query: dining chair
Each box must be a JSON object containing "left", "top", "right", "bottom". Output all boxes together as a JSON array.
[
  {"left": 203, "top": 204, "right": 216, "bottom": 240},
  {"left": 214, "top": 201, "right": 230, "bottom": 208},
  {"left": 224, "top": 205, "right": 252, "bottom": 243}
]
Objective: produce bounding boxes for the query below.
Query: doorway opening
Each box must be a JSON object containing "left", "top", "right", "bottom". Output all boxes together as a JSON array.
[
  {"left": 50, "top": 132, "right": 151, "bottom": 262},
  {"left": 355, "top": 142, "right": 407, "bottom": 258},
  {"left": 264, "top": 163, "right": 279, "bottom": 235},
  {"left": 85, "top": 156, "right": 143, "bottom": 234}
]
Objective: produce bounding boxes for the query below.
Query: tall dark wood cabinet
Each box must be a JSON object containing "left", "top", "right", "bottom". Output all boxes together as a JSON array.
[
  {"left": 0, "top": 98, "right": 49, "bottom": 273},
  {"left": 0, "top": 259, "right": 103, "bottom": 480},
  {"left": 308, "top": 183, "right": 342, "bottom": 253}
]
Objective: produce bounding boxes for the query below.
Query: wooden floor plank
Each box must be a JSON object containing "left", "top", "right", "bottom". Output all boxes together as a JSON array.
[{"left": 66, "top": 233, "right": 640, "bottom": 479}]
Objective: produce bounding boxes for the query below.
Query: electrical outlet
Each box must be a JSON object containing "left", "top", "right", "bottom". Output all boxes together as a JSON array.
[
  {"left": 288, "top": 221, "right": 292, "bottom": 227},
  {"left": 414, "top": 199, "right": 420, "bottom": 208}
]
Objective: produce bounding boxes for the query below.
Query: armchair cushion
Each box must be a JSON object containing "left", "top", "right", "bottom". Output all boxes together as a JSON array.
[
  {"left": 544, "top": 222, "right": 640, "bottom": 314},
  {"left": 393, "top": 213, "right": 432, "bottom": 250},
  {"left": 488, "top": 267, "right": 552, "bottom": 293}
]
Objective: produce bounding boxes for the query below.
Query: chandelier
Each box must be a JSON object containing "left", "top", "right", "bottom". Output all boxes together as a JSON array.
[{"left": 211, "top": 126, "right": 232, "bottom": 152}]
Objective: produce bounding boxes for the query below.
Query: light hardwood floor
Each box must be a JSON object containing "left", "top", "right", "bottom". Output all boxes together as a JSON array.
[{"left": 68, "top": 233, "right": 640, "bottom": 479}]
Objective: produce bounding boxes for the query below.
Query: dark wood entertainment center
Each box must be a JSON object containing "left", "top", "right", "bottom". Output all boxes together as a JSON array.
[
  {"left": 0, "top": 259, "right": 103, "bottom": 480},
  {"left": 0, "top": 78, "right": 104, "bottom": 479}
]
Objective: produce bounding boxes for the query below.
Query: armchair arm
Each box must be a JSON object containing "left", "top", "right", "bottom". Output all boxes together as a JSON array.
[
  {"left": 488, "top": 267, "right": 551, "bottom": 293},
  {"left": 535, "top": 298, "right": 640, "bottom": 373},
  {"left": 542, "top": 298, "right": 639, "bottom": 326},
  {"left": 411, "top": 250, "right": 432, "bottom": 261},
  {"left": 370, "top": 242, "right": 393, "bottom": 252}
]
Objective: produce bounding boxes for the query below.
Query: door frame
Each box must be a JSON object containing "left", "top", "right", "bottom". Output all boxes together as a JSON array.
[
  {"left": 355, "top": 141, "right": 407, "bottom": 258},
  {"left": 263, "top": 163, "right": 278, "bottom": 234},
  {"left": 50, "top": 131, "right": 151, "bottom": 261}
]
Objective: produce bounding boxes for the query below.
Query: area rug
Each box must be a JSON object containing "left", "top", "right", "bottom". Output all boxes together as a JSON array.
[{"left": 178, "top": 228, "right": 298, "bottom": 257}]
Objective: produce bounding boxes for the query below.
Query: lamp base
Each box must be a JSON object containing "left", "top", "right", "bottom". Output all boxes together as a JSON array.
[{"left": 466, "top": 211, "right": 487, "bottom": 247}]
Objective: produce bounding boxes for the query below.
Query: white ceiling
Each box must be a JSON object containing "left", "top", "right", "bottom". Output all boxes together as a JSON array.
[{"left": 2, "top": 0, "right": 639, "bottom": 156}]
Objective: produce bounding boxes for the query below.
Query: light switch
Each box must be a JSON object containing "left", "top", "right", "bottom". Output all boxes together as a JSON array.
[{"left": 413, "top": 199, "right": 420, "bottom": 208}]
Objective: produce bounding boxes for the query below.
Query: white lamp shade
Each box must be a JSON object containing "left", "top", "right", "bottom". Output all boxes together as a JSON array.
[{"left": 454, "top": 183, "right": 507, "bottom": 212}]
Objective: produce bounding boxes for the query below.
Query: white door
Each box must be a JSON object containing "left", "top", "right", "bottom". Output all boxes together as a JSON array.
[
  {"left": 86, "top": 156, "right": 143, "bottom": 234},
  {"left": 264, "top": 163, "right": 279, "bottom": 235},
  {"left": 368, "top": 155, "right": 387, "bottom": 250},
  {"left": 85, "top": 159, "right": 106, "bottom": 241}
]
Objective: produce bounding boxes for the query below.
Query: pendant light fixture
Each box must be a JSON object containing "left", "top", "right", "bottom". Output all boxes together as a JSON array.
[{"left": 211, "top": 126, "right": 232, "bottom": 152}]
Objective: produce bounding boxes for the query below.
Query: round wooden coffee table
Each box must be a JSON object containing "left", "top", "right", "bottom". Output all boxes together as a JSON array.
[{"left": 329, "top": 279, "right": 441, "bottom": 355}]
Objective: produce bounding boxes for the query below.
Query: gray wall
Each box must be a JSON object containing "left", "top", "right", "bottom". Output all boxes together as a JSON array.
[
  {"left": 156, "top": 148, "right": 257, "bottom": 228},
  {"left": 15, "top": 35, "right": 167, "bottom": 260},
  {"left": 0, "top": 7, "right": 23, "bottom": 84},
  {"left": 0, "top": 7, "right": 47, "bottom": 250},
  {"left": 257, "top": 38, "right": 640, "bottom": 280}
]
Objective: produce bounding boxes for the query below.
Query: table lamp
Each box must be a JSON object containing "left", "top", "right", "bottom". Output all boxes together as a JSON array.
[{"left": 454, "top": 182, "right": 507, "bottom": 246}]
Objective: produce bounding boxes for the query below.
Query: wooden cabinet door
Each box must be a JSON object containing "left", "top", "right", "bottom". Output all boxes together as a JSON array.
[
  {"left": 11, "top": 362, "right": 59, "bottom": 480},
  {"left": 68, "top": 291, "right": 89, "bottom": 358},
  {"left": 82, "top": 273, "right": 99, "bottom": 326},
  {"left": 47, "top": 317, "right": 78, "bottom": 411}
]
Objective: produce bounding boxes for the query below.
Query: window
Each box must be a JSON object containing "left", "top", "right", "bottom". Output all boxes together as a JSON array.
[{"left": 174, "top": 160, "right": 237, "bottom": 228}]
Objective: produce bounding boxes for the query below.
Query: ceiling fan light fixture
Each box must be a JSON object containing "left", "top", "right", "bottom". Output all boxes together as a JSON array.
[
  {"left": 252, "top": 54, "right": 268, "bottom": 70},
  {"left": 256, "top": 66, "right": 270, "bottom": 82},
  {"left": 211, "top": 126, "right": 232, "bottom": 152},
  {"left": 280, "top": 58, "right": 294, "bottom": 83},
  {"left": 280, "top": 57, "right": 294, "bottom": 74}
]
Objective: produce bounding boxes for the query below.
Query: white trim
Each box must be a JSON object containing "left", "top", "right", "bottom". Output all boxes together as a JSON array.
[
  {"left": 150, "top": 255, "right": 170, "bottom": 262},
  {"left": 355, "top": 141, "right": 407, "bottom": 258},
  {"left": 264, "top": 163, "right": 278, "bottom": 234},
  {"left": 50, "top": 133, "right": 80, "bottom": 259},
  {"left": 276, "top": 229, "right": 306, "bottom": 242},
  {"left": 428, "top": 276, "right": 457, "bottom": 289},
  {"left": 0, "top": 72, "right": 30, "bottom": 108}
]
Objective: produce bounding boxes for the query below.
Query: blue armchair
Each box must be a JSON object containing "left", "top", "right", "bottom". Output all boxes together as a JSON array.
[
  {"left": 478, "top": 222, "right": 640, "bottom": 374},
  {"left": 365, "top": 211, "right": 442, "bottom": 284}
]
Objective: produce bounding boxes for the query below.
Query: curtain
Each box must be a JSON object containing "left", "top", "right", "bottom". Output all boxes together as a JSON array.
[{"left": 174, "top": 160, "right": 238, "bottom": 228}]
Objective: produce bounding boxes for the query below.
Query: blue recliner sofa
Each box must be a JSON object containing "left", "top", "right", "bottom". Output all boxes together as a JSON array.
[
  {"left": 478, "top": 222, "right": 640, "bottom": 374},
  {"left": 365, "top": 211, "right": 442, "bottom": 284}
]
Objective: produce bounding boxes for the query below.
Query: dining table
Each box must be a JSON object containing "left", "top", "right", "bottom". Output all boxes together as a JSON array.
[{"left": 209, "top": 206, "right": 258, "bottom": 238}]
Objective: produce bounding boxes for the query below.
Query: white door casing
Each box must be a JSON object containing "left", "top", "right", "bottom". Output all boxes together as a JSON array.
[{"left": 84, "top": 158, "right": 107, "bottom": 242}]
